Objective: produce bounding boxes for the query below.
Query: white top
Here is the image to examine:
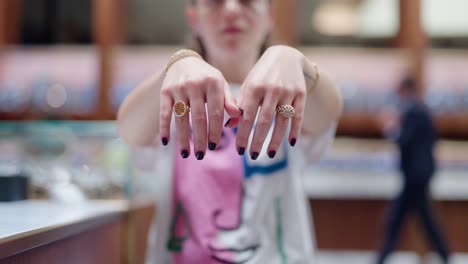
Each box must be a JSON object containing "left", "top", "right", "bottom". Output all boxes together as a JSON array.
[{"left": 144, "top": 85, "right": 337, "bottom": 264}]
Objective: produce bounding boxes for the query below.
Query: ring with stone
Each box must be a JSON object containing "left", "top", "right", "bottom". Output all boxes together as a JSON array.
[
  {"left": 276, "top": 104, "right": 295, "bottom": 119},
  {"left": 173, "top": 100, "right": 190, "bottom": 117}
]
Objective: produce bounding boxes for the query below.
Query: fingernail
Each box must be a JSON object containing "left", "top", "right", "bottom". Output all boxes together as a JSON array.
[
  {"left": 181, "top": 150, "right": 189, "bottom": 159},
  {"left": 290, "top": 138, "right": 297, "bottom": 147},
  {"left": 238, "top": 147, "right": 245, "bottom": 155},
  {"left": 196, "top": 151, "right": 205, "bottom": 160},
  {"left": 208, "top": 142, "right": 217, "bottom": 151},
  {"left": 268, "top": 150, "right": 276, "bottom": 159},
  {"left": 240, "top": 108, "right": 244, "bottom": 116},
  {"left": 224, "top": 118, "right": 232, "bottom": 127},
  {"left": 161, "top": 137, "right": 168, "bottom": 146},
  {"left": 251, "top": 152, "right": 259, "bottom": 160}
]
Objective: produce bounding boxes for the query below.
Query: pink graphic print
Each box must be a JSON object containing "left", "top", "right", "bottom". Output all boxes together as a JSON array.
[{"left": 171, "top": 127, "right": 244, "bottom": 264}]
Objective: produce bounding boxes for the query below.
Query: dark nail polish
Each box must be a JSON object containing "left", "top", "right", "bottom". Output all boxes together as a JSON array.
[
  {"left": 224, "top": 118, "right": 232, "bottom": 127},
  {"left": 196, "top": 151, "right": 205, "bottom": 160},
  {"left": 268, "top": 150, "right": 276, "bottom": 159},
  {"left": 251, "top": 152, "right": 259, "bottom": 160},
  {"left": 238, "top": 147, "right": 245, "bottom": 155},
  {"left": 240, "top": 108, "right": 244, "bottom": 116},
  {"left": 290, "top": 138, "right": 297, "bottom": 147},
  {"left": 181, "top": 150, "right": 189, "bottom": 159},
  {"left": 161, "top": 137, "right": 168, "bottom": 146},
  {"left": 208, "top": 142, "right": 217, "bottom": 151}
]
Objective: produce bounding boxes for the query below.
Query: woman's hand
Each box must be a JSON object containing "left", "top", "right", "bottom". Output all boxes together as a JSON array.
[
  {"left": 229, "top": 46, "right": 308, "bottom": 159},
  {"left": 160, "top": 56, "right": 242, "bottom": 159}
]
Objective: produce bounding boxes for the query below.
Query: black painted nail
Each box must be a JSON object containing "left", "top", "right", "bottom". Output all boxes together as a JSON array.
[
  {"left": 240, "top": 108, "right": 244, "bottom": 116},
  {"left": 161, "top": 137, "right": 168, "bottom": 146},
  {"left": 268, "top": 150, "right": 276, "bottom": 159},
  {"left": 181, "top": 150, "right": 189, "bottom": 159},
  {"left": 196, "top": 151, "right": 205, "bottom": 160},
  {"left": 224, "top": 118, "right": 232, "bottom": 127},
  {"left": 290, "top": 138, "right": 297, "bottom": 147},
  {"left": 251, "top": 152, "right": 259, "bottom": 160},
  {"left": 238, "top": 147, "right": 245, "bottom": 155},
  {"left": 208, "top": 142, "right": 217, "bottom": 151}
]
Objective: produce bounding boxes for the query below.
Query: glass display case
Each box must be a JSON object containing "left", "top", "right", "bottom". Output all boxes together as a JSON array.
[
  {"left": 0, "top": 121, "right": 157, "bottom": 263},
  {"left": 0, "top": 121, "right": 158, "bottom": 202}
]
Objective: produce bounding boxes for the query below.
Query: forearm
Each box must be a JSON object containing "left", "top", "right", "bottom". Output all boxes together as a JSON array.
[
  {"left": 301, "top": 58, "right": 343, "bottom": 137},
  {"left": 117, "top": 72, "right": 164, "bottom": 147}
]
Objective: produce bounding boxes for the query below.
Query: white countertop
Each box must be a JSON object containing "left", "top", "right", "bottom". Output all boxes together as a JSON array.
[
  {"left": 303, "top": 137, "right": 468, "bottom": 200},
  {"left": 303, "top": 168, "right": 468, "bottom": 200},
  {"left": 0, "top": 200, "right": 129, "bottom": 243}
]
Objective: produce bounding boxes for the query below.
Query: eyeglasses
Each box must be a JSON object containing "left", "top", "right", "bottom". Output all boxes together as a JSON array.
[{"left": 199, "top": 0, "right": 263, "bottom": 9}]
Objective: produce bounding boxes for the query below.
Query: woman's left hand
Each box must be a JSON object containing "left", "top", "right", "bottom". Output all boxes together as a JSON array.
[{"left": 229, "top": 46, "right": 307, "bottom": 159}]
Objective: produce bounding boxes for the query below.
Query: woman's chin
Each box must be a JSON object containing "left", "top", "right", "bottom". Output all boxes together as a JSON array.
[
  {"left": 212, "top": 39, "right": 255, "bottom": 60},
  {"left": 223, "top": 39, "right": 241, "bottom": 49},
  {"left": 222, "top": 41, "right": 253, "bottom": 55},
  {"left": 217, "top": 45, "right": 242, "bottom": 57}
]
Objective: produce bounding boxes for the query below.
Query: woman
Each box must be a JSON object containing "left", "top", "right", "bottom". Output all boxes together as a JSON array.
[{"left": 118, "top": 0, "right": 342, "bottom": 263}]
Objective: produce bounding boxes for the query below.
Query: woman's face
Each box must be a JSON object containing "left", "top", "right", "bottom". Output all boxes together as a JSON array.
[{"left": 187, "top": 0, "right": 272, "bottom": 59}]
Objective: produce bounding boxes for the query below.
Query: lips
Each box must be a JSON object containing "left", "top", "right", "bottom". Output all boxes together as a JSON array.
[{"left": 223, "top": 27, "right": 242, "bottom": 34}]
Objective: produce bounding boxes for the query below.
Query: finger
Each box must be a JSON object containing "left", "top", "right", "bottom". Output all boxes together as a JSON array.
[
  {"left": 249, "top": 93, "right": 278, "bottom": 160},
  {"left": 189, "top": 88, "right": 208, "bottom": 160},
  {"left": 224, "top": 116, "right": 239, "bottom": 129},
  {"left": 159, "top": 89, "right": 174, "bottom": 146},
  {"left": 223, "top": 82, "right": 243, "bottom": 129},
  {"left": 174, "top": 95, "right": 191, "bottom": 158},
  {"left": 267, "top": 98, "right": 294, "bottom": 158},
  {"left": 289, "top": 91, "right": 307, "bottom": 146},
  {"left": 206, "top": 81, "right": 224, "bottom": 151},
  {"left": 236, "top": 87, "right": 261, "bottom": 156},
  {"left": 224, "top": 81, "right": 242, "bottom": 118}
]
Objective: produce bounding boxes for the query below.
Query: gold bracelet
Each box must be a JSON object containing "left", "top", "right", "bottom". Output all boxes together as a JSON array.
[
  {"left": 307, "top": 63, "right": 320, "bottom": 94},
  {"left": 164, "top": 49, "right": 203, "bottom": 75}
]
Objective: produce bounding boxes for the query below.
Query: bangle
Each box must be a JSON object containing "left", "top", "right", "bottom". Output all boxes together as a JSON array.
[
  {"left": 164, "top": 49, "right": 203, "bottom": 75},
  {"left": 307, "top": 64, "right": 320, "bottom": 94}
]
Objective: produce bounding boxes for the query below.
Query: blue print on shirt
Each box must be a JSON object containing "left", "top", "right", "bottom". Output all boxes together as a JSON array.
[
  {"left": 243, "top": 150, "right": 288, "bottom": 179},
  {"left": 233, "top": 125, "right": 289, "bottom": 179}
]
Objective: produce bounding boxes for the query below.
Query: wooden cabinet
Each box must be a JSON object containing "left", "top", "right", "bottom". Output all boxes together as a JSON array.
[{"left": 0, "top": 201, "right": 155, "bottom": 264}]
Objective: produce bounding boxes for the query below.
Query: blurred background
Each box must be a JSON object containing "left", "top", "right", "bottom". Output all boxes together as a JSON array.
[{"left": 0, "top": 0, "right": 467, "bottom": 264}]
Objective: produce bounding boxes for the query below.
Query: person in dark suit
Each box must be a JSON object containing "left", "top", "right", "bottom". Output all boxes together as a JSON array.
[{"left": 376, "top": 77, "right": 450, "bottom": 264}]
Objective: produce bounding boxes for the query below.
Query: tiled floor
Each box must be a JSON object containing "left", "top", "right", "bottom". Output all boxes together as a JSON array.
[{"left": 316, "top": 250, "right": 468, "bottom": 264}]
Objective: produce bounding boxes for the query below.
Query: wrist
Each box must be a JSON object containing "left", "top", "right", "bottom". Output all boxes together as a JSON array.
[
  {"left": 265, "top": 45, "right": 303, "bottom": 62},
  {"left": 164, "top": 49, "right": 203, "bottom": 76},
  {"left": 266, "top": 46, "right": 320, "bottom": 95},
  {"left": 302, "top": 57, "right": 320, "bottom": 95}
]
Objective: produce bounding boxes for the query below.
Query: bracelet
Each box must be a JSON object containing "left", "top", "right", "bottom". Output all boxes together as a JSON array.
[
  {"left": 307, "top": 63, "right": 320, "bottom": 94},
  {"left": 164, "top": 49, "right": 203, "bottom": 75}
]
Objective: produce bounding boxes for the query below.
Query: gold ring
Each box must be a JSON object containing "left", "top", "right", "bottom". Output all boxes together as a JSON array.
[
  {"left": 173, "top": 100, "right": 189, "bottom": 117},
  {"left": 276, "top": 104, "right": 295, "bottom": 119}
]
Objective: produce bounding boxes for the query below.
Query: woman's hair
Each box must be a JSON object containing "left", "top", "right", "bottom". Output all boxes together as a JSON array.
[{"left": 187, "top": 0, "right": 271, "bottom": 60}]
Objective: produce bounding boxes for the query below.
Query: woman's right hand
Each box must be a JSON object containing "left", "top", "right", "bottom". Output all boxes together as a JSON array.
[{"left": 159, "top": 56, "right": 242, "bottom": 160}]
